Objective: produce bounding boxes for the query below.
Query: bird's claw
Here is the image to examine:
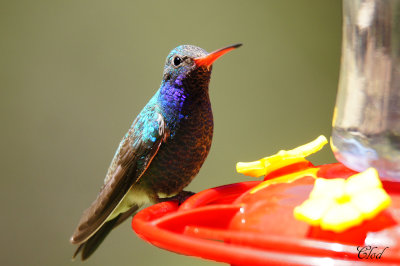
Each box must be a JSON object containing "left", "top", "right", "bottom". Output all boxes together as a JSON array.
[{"left": 158, "top": 191, "right": 195, "bottom": 205}]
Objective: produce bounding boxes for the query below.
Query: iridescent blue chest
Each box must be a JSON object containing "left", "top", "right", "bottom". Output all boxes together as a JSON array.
[{"left": 135, "top": 80, "right": 213, "bottom": 197}]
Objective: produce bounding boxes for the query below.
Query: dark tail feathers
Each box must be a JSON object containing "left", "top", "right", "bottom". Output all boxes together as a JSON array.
[
  {"left": 72, "top": 204, "right": 139, "bottom": 261},
  {"left": 73, "top": 217, "right": 118, "bottom": 261}
]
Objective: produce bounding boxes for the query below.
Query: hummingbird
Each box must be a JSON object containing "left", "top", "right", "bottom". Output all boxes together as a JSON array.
[{"left": 70, "top": 43, "right": 242, "bottom": 260}]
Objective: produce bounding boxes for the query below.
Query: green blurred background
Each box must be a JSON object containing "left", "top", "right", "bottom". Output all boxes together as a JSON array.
[{"left": 0, "top": 0, "right": 341, "bottom": 265}]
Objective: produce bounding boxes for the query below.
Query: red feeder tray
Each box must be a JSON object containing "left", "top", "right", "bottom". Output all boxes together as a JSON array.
[{"left": 132, "top": 163, "right": 400, "bottom": 265}]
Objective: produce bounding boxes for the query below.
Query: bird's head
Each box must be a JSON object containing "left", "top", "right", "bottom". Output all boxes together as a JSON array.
[{"left": 162, "top": 44, "right": 242, "bottom": 91}]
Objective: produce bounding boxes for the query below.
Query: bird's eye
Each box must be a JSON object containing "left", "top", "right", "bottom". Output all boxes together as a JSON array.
[{"left": 173, "top": 56, "right": 182, "bottom": 66}]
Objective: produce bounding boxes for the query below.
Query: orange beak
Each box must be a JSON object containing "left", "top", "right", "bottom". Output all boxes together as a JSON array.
[{"left": 194, "top": 43, "right": 242, "bottom": 67}]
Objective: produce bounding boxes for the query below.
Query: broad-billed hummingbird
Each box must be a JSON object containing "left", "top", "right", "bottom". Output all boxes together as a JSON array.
[{"left": 70, "top": 43, "right": 242, "bottom": 260}]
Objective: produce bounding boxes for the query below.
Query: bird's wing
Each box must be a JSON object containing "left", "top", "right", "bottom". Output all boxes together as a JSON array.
[{"left": 70, "top": 106, "right": 168, "bottom": 245}]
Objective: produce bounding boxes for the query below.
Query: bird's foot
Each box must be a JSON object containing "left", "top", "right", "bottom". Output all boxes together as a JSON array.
[{"left": 158, "top": 191, "right": 195, "bottom": 205}]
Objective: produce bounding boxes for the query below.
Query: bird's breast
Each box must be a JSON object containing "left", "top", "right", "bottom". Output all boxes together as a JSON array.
[{"left": 138, "top": 92, "right": 213, "bottom": 197}]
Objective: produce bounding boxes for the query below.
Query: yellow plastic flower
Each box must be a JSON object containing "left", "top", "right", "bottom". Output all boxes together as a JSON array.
[
  {"left": 236, "top": 135, "right": 328, "bottom": 177},
  {"left": 249, "top": 168, "right": 319, "bottom": 194},
  {"left": 294, "top": 168, "right": 391, "bottom": 232}
]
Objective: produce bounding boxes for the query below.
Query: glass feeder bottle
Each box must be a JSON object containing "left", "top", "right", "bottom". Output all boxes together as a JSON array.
[{"left": 332, "top": 0, "right": 400, "bottom": 180}]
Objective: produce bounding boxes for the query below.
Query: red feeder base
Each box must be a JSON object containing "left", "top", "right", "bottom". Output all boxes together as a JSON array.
[{"left": 132, "top": 163, "right": 400, "bottom": 265}]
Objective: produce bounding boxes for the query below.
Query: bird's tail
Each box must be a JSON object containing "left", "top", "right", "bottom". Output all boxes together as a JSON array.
[
  {"left": 72, "top": 217, "right": 118, "bottom": 260},
  {"left": 72, "top": 204, "right": 140, "bottom": 261}
]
